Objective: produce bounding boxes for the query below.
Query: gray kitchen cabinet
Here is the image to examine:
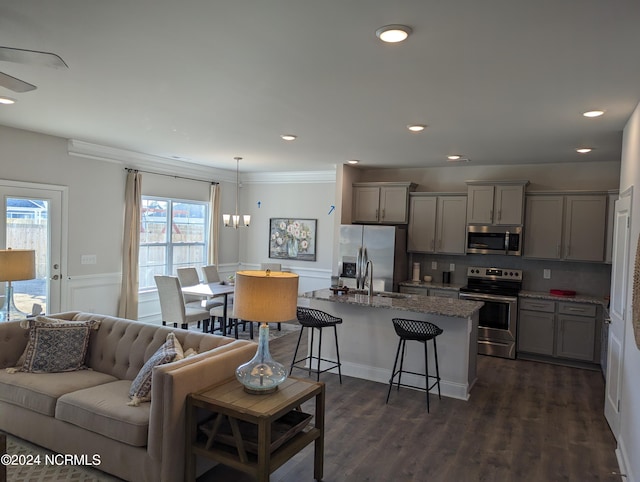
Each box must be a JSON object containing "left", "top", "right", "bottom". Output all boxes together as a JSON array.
[
  {"left": 399, "top": 285, "right": 458, "bottom": 298},
  {"left": 518, "top": 309, "right": 555, "bottom": 355},
  {"left": 353, "top": 182, "right": 416, "bottom": 224},
  {"left": 523, "top": 193, "right": 607, "bottom": 262},
  {"left": 407, "top": 193, "right": 466, "bottom": 254},
  {"left": 518, "top": 298, "right": 598, "bottom": 364},
  {"left": 428, "top": 288, "right": 458, "bottom": 299},
  {"left": 466, "top": 181, "right": 527, "bottom": 225}
]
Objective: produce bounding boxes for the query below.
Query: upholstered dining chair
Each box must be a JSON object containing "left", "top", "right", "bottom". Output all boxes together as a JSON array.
[
  {"left": 201, "top": 264, "right": 221, "bottom": 283},
  {"left": 177, "top": 267, "right": 223, "bottom": 331},
  {"left": 154, "top": 275, "right": 210, "bottom": 330},
  {"left": 202, "top": 264, "right": 240, "bottom": 336}
]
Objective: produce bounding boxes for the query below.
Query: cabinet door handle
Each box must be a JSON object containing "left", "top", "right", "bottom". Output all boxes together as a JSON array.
[
  {"left": 489, "top": 209, "right": 493, "bottom": 222},
  {"left": 382, "top": 208, "right": 385, "bottom": 219},
  {"left": 497, "top": 210, "right": 501, "bottom": 222},
  {"left": 438, "top": 239, "right": 442, "bottom": 250},
  {"left": 375, "top": 208, "right": 379, "bottom": 220},
  {"left": 430, "top": 239, "right": 435, "bottom": 250}
]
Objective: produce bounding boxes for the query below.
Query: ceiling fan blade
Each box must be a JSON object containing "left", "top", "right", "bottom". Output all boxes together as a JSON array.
[
  {"left": 0, "top": 71, "right": 37, "bottom": 92},
  {"left": 0, "top": 46, "right": 68, "bottom": 69}
]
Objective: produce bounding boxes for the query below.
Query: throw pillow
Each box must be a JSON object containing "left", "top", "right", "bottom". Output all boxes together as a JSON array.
[
  {"left": 13, "top": 316, "right": 100, "bottom": 369},
  {"left": 20, "top": 319, "right": 100, "bottom": 373},
  {"left": 128, "top": 333, "right": 184, "bottom": 406}
]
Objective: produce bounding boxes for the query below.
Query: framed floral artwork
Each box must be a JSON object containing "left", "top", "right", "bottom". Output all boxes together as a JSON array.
[{"left": 269, "top": 218, "right": 317, "bottom": 261}]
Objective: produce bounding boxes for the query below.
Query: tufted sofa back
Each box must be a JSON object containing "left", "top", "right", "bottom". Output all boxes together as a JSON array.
[{"left": 49, "top": 312, "right": 237, "bottom": 380}]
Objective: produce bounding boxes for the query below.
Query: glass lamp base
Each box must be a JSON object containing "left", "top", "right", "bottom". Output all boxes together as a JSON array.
[
  {"left": 0, "top": 284, "right": 29, "bottom": 322},
  {"left": 235, "top": 323, "right": 287, "bottom": 395}
]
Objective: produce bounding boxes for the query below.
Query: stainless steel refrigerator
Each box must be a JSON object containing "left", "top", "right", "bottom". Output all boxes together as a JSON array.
[{"left": 338, "top": 224, "right": 407, "bottom": 292}]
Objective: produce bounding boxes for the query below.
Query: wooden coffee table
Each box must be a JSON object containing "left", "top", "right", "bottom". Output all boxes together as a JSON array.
[{"left": 185, "top": 377, "right": 325, "bottom": 481}]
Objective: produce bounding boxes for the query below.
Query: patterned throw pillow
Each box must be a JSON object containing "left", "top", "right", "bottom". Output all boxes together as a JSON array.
[
  {"left": 14, "top": 316, "right": 97, "bottom": 369},
  {"left": 128, "top": 333, "right": 184, "bottom": 406},
  {"left": 20, "top": 319, "right": 100, "bottom": 373}
]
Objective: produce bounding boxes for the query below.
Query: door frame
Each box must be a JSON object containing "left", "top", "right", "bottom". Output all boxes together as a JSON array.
[
  {"left": 0, "top": 179, "right": 68, "bottom": 314},
  {"left": 604, "top": 187, "right": 632, "bottom": 440}
]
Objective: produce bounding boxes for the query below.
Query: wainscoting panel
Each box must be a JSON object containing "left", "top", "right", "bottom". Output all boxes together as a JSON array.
[{"left": 63, "top": 273, "right": 121, "bottom": 316}]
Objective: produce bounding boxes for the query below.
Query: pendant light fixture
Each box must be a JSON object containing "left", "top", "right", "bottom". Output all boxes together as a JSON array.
[{"left": 223, "top": 157, "right": 250, "bottom": 228}]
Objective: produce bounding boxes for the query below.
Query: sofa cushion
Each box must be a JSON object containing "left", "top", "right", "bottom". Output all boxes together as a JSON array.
[
  {"left": 56, "top": 379, "right": 150, "bottom": 447},
  {"left": 21, "top": 319, "right": 100, "bottom": 373},
  {"left": 0, "top": 369, "right": 118, "bottom": 416},
  {"left": 128, "top": 332, "right": 183, "bottom": 406}
]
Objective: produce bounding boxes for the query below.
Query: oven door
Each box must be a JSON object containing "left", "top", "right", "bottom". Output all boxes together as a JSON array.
[{"left": 459, "top": 291, "right": 518, "bottom": 358}]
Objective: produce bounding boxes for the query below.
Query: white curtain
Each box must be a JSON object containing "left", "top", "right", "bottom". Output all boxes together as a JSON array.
[
  {"left": 208, "top": 183, "right": 220, "bottom": 265},
  {"left": 118, "top": 170, "right": 142, "bottom": 319}
]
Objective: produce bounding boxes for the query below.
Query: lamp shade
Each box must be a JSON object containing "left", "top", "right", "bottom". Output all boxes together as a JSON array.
[
  {"left": 234, "top": 270, "right": 299, "bottom": 322},
  {"left": 0, "top": 249, "right": 36, "bottom": 282}
]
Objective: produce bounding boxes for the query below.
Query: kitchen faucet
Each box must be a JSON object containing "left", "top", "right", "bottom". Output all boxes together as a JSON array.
[{"left": 365, "top": 260, "right": 374, "bottom": 296}]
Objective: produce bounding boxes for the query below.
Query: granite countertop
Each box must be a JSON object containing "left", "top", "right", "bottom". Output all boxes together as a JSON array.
[
  {"left": 519, "top": 290, "right": 609, "bottom": 307},
  {"left": 301, "top": 288, "right": 483, "bottom": 318},
  {"left": 399, "top": 280, "right": 464, "bottom": 291}
]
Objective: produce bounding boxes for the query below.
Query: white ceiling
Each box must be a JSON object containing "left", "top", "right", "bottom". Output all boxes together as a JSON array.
[{"left": 0, "top": 1, "right": 639, "bottom": 173}]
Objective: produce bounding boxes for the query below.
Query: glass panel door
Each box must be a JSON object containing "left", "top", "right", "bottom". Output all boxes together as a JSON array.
[{"left": 1, "top": 184, "right": 63, "bottom": 317}]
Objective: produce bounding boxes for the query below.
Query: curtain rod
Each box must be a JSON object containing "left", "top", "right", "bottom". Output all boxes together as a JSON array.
[{"left": 125, "top": 168, "right": 219, "bottom": 185}]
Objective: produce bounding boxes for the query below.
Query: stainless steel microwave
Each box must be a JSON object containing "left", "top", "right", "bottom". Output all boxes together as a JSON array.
[{"left": 466, "top": 225, "right": 522, "bottom": 256}]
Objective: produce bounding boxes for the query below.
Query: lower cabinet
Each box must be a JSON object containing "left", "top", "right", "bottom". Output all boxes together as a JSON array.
[
  {"left": 399, "top": 285, "right": 458, "bottom": 299},
  {"left": 518, "top": 298, "right": 599, "bottom": 364}
]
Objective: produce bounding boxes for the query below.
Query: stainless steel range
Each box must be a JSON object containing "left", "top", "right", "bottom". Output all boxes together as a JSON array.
[{"left": 458, "top": 267, "right": 522, "bottom": 359}]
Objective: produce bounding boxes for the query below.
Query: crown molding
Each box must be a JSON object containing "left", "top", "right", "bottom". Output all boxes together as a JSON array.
[
  {"left": 67, "top": 140, "right": 336, "bottom": 184},
  {"left": 67, "top": 139, "right": 237, "bottom": 182},
  {"left": 241, "top": 170, "right": 336, "bottom": 184}
]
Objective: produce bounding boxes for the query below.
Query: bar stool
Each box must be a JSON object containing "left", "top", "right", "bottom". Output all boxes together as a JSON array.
[
  {"left": 386, "top": 318, "right": 443, "bottom": 412},
  {"left": 290, "top": 307, "right": 343, "bottom": 383}
]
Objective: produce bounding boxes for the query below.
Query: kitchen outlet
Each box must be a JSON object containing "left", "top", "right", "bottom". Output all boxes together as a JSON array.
[
  {"left": 81, "top": 254, "right": 97, "bottom": 265},
  {"left": 543, "top": 269, "right": 551, "bottom": 279},
  {"left": 431, "top": 261, "right": 437, "bottom": 270},
  {"left": 449, "top": 263, "right": 455, "bottom": 272}
]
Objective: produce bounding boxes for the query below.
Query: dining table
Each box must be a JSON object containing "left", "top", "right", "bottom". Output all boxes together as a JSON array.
[{"left": 181, "top": 282, "right": 236, "bottom": 334}]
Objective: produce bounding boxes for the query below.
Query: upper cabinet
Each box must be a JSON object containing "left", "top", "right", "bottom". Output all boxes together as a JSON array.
[
  {"left": 352, "top": 182, "right": 416, "bottom": 224},
  {"left": 524, "top": 193, "right": 608, "bottom": 262},
  {"left": 407, "top": 193, "right": 467, "bottom": 254},
  {"left": 466, "top": 181, "right": 528, "bottom": 225}
]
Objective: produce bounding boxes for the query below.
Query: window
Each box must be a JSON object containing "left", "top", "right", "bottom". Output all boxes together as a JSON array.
[{"left": 139, "top": 196, "right": 209, "bottom": 290}]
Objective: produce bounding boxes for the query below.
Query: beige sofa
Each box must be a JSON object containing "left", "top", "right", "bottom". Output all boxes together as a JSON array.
[{"left": 0, "top": 311, "right": 256, "bottom": 482}]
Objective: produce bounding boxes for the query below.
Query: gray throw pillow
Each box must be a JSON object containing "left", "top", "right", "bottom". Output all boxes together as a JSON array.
[
  {"left": 20, "top": 319, "right": 100, "bottom": 373},
  {"left": 128, "top": 332, "right": 184, "bottom": 406}
]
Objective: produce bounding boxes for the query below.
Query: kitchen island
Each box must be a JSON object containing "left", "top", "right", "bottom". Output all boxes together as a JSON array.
[{"left": 299, "top": 289, "right": 483, "bottom": 400}]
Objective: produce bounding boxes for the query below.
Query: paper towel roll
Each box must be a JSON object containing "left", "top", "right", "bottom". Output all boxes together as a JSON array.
[{"left": 412, "top": 262, "right": 420, "bottom": 282}]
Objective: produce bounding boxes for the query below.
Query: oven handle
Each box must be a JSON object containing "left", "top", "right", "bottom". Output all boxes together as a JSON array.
[{"left": 459, "top": 292, "right": 518, "bottom": 303}]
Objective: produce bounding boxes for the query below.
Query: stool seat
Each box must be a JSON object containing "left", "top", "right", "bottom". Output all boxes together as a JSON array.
[
  {"left": 386, "top": 318, "right": 443, "bottom": 412},
  {"left": 290, "top": 307, "right": 343, "bottom": 383}
]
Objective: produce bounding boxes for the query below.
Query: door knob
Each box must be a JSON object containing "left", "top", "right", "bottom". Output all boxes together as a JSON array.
[
  {"left": 51, "top": 274, "right": 59, "bottom": 280},
  {"left": 604, "top": 317, "right": 612, "bottom": 324}
]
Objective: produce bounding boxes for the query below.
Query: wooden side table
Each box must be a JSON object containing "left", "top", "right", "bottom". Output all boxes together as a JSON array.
[{"left": 186, "top": 377, "right": 325, "bottom": 482}]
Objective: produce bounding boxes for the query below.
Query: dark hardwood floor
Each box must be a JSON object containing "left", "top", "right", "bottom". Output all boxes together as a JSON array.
[{"left": 199, "top": 330, "right": 620, "bottom": 481}]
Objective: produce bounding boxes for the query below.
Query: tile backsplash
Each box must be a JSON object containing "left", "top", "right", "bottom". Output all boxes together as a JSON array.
[{"left": 409, "top": 253, "right": 611, "bottom": 300}]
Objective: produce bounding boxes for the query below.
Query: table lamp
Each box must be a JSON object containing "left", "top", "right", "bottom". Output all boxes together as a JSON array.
[
  {"left": 234, "top": 270, "right": 299, "bottom": 394},
  {"left": 0, "top": 248, "right": 36, "bottom": 322}
]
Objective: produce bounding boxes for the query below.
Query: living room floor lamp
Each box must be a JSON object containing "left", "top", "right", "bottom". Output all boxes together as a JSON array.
[
  {"left": 0, "top": 248, "right": 36, "bottom": 322},
  {"left": 234, "top": 270, "right": 299, "bottom": 394}
]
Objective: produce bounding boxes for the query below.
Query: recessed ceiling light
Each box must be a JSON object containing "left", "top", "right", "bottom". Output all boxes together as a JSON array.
[
  {"left": 280, "top": 134, "right": 297, "bottom": 141},
  {"left": 376, "top": 25, "right": 412, "bottom": 43},
  {"left": 0, "top": 96, "right": 16, "bottom": 105},
  {"left": 576, "top": 148, "right": 593, "bottom": 153},
  {"left": 583, "top": 110, "right": 604, "bottom": 118},
  {"left": 407, "top": 124, "right": 426, "bottom": 132},
  {"left": 347, "top": 160, "right": 359, "bottom": 165},
  {"left": 447, "top": 155, "right": 462, "bottom": 160}
]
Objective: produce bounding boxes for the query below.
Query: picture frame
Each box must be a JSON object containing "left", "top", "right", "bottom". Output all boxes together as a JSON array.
[{"left": 269, "top": 218, "right": 317, "bottom": 261}]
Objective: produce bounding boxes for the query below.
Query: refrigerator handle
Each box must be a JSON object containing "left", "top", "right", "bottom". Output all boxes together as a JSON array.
[
  {"left": 356, "top": 247, "right": 362, "bottom": 289},
  {"left": 362, "top": 248, "right": 369, "bottom": 289}
]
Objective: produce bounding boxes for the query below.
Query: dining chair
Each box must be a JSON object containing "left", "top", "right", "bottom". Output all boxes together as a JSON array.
[
  {"left": 177, "top": 267, "right": 223, "bottom": 331},
  {"left": 201, "top": 264, "right": 221, "bottom": 283},
  {"left": 154, "top": 275, "right": 210, "bottom": 331},
  {"left": 202, "top": 264, "right": 241, "bottom": 336}
]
